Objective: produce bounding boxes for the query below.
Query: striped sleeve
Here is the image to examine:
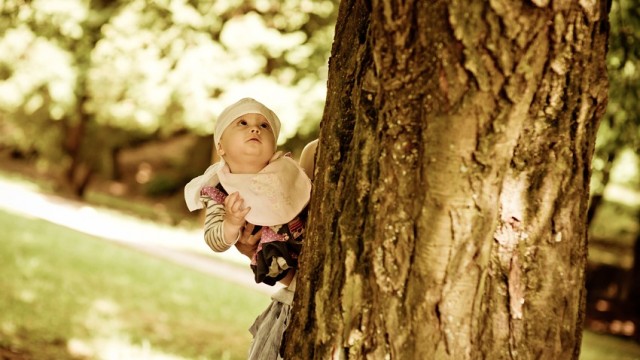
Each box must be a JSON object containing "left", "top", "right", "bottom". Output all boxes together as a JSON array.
[{"left": 202, "top": 196, "right": 237, "bottom": 252}]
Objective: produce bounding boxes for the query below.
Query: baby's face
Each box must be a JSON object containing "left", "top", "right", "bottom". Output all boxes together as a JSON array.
[{"left": 218, "top": 113, "right": 276, "bottom": 173}]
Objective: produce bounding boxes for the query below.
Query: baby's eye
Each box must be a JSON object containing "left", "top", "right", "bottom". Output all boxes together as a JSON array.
[
  {"left": 239, "top": 119, "right": 248, "bottom": 126},
  {"left": 260, "top": 122, "right": 270, "bottom": 129}
]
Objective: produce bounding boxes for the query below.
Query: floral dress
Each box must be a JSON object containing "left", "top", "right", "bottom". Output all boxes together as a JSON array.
[{"left": 201, "top": 183, "right": 307, "bottom": 285}]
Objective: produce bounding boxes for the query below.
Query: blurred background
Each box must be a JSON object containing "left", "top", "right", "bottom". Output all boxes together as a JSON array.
[{"left": 0, "top": 0, "right": 638, "bottom": 359}]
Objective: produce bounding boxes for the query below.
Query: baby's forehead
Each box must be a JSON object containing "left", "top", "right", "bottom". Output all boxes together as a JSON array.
[{"left": 233, "top": 113, "right": 268, "bottom": 121}]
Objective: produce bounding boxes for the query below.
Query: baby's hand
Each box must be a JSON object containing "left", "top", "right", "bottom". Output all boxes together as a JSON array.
[
  {"left": 235, "top": 224, "right": 262, "bottom": 259},
  {"left": 224, "top": 192, "right": 250, "bottom": 227}
]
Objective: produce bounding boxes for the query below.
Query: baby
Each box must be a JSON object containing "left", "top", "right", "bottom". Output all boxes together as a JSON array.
[{"left": 184, "top": 98, "right": 311, "bottom": 286}]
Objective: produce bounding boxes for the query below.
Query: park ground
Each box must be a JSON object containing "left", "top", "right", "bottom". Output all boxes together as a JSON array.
[{"left": 0, "top": 175, "right": 639, "bottom": 359}]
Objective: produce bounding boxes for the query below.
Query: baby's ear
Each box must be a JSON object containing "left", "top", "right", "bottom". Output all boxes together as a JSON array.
[{"left": 216, "top": 143, "right": 225, "bottom": 156}]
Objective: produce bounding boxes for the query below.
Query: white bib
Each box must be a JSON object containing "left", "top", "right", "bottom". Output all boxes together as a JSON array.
[
  {"left": 217, "top": 155, "right": 311, "bottom": 226},
  {"left": 184, "top": 153, "right": 311, "bottom": 226}
]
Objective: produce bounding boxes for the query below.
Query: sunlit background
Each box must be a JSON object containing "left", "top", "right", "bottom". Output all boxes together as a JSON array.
[{"left": 0, "top": 0, "right": 638, "bottom": 359}]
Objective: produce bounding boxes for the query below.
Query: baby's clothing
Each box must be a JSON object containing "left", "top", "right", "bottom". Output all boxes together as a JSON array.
[
  {"left": 247, "top": 276, "right": 296, "bottom": 360},
  {"left": 201, "top": 184, "right": 307, "bottom": 285}
]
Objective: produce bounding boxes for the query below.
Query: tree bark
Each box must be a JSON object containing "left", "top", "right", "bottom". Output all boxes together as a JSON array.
[
  {"left": 285, "top": 0, "right": 610, "bottom": 359},
  {"left": 63, "top": 96, "right": 93, "bottom": 198}
]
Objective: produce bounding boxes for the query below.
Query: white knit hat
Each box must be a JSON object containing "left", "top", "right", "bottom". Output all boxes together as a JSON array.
[{"left": 214, "top": 98, "right": 281, "bottom": 149}]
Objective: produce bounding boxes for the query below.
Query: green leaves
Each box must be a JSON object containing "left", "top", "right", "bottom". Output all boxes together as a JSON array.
[
  {"left": 0, "top": 0, "right": 336, "bottom": 191},
  {"left": 592, "top": 0, "right": 640, "bottom": 193}
]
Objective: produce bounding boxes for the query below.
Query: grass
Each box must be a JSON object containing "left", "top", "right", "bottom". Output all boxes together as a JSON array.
[
  {"left": 0, "top": 209, "right": 270, "bottom": 360},
  {"left": 2, "top": 211, "right": 640, "bottom": 360},
  {"left": 581, "top": 331, "right": 640, "bottom": 360},
  {"left": 0, "top": 167, "right": 639, "bottom": 359}
]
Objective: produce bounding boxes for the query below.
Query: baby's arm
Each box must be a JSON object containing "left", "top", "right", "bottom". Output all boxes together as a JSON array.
[
  {"left": 203, "top": 190, "right": 259, "bottom": 255},
  {"left": 203, "top": 200, "right": 236, "bottom": 252},
  {"left": 222, "top": 192, "right": 250, "bottom": 243},
  {"left": 299, "top": 139, "right": 318, "bottom": 181}
]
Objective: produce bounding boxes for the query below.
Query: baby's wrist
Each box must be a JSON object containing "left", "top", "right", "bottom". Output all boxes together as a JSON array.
[
  {"left": 224, "top": 214, "right": 244, "bottom": 227},
  {"left": 222, "top": 220, "right": 242, "bottom": 245}
]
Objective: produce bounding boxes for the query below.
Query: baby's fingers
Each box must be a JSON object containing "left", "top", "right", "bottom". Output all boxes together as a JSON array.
[
  {"left": 237, "top": 205, "right": 251, "bottom": 218},
  {"left": 225, "top": 192, "right": 245, "bottom": 212},
  {"left": 224, "top": 192, "right": 239, "bottom": 207},
  {"left": 230, "top": 197, "right": 247, "bottom": 215}
]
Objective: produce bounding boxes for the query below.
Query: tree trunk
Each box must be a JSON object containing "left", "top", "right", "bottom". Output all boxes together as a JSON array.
[
  {"left": 63, "top": 101, "right": 92, "bottom": 198},
  {"left": 285, "top": 1, "right": 609, "bottom": 359}
]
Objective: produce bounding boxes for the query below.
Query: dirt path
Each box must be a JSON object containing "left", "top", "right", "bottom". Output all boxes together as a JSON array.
[{"left": 0, "top": 178, "right": 278, "bottom": 296}]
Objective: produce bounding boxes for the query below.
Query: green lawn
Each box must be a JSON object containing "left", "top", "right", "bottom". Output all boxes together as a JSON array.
[
  {"left": 0, "top": 209, "right": 270, "bottom": 360},
  {"left": 581, "top": 331, "right": 640, "bottom": 360},
  {"left": 1, "top": 209, "right": 640, "bottom": 360}
]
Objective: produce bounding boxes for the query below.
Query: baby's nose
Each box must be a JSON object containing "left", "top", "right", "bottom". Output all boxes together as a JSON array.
[{"left": 250, "top": 127, "right": 261, "bottom": 133}]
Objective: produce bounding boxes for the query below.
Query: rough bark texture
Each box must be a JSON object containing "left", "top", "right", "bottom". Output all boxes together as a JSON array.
[{"left": 285, "top": 0, "right": 609, "bottom": 359}]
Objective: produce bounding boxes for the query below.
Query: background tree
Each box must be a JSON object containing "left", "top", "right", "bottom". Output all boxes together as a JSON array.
[
  {"left": 0, "top": 0, "right": 120, "bottom": 194},
  {"left": 286, "top": 1, "right": 609, "bottom": 359},
  {"left": 0, "top": 0, "right": 336, "bottom": 196},
  {"left": 585, "top": 0, "right": 639, "bottom": 341},
  {"left": 588, "top": 0, "right": 639, "bottom": 225}
]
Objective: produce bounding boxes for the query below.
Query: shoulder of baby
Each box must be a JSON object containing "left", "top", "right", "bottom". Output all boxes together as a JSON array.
[{"left": 201, "top": 185, "right": 227, "bottom": 204}]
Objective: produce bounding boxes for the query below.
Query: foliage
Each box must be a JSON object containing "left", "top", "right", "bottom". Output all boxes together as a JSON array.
[
  {"left": 592, "top": 0, "right": 640, "bottom": 194},
  {"left": 0, "top": 209, "right": 269, "bottom": 359},
  {"left": 87, "top": 0, "right": 335, "bottom": 138},
  {"left": 0, "top": 0, "right": 336, "bottom": 191},
  {"left": 0, "top": 1, "right": 78, "bottom": 162}
]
